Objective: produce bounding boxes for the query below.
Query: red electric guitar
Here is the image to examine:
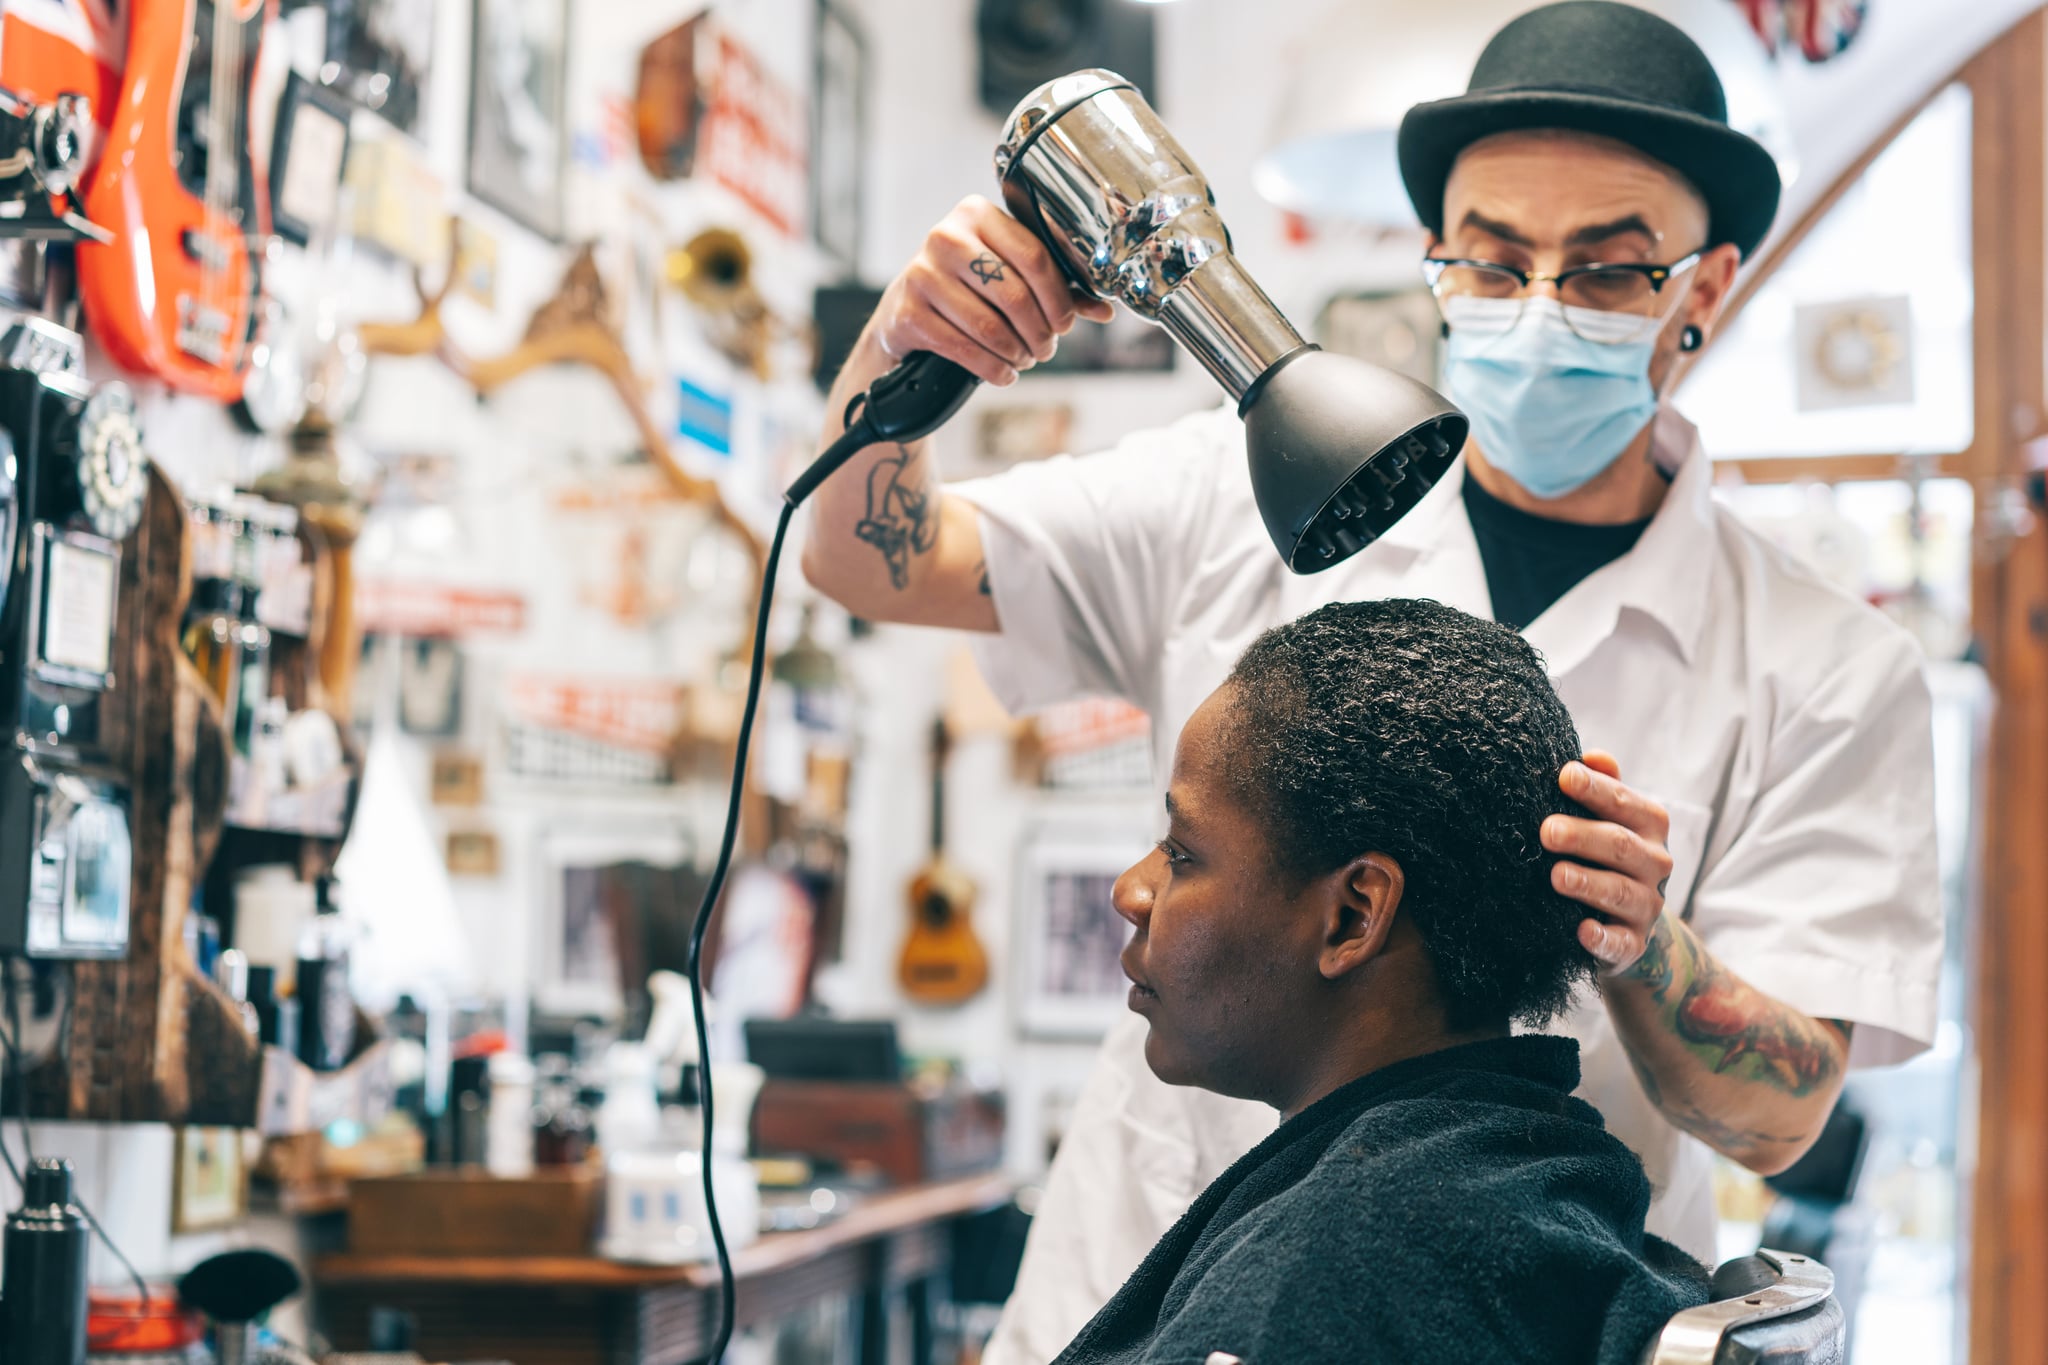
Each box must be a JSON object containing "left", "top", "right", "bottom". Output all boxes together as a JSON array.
[{"left": 77, "top": 0, "right": 275, "bottom": 401}]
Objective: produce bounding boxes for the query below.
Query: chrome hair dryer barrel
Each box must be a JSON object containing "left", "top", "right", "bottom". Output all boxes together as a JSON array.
[{"left": 994, "top": 70, "right": 1467, "bottom": 572}]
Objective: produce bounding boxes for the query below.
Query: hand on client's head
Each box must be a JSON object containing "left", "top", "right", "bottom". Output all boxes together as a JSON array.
[{"left": 1114, "top": 599, "right": 1597, "bottom": 1117}]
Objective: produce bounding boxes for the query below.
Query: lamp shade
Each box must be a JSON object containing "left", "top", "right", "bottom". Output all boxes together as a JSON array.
[{"left": 1254, "top": 0, "right": 1797, "bottom": 226}]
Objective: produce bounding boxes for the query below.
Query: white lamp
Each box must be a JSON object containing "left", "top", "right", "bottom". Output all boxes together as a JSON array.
[{"left": 1254, "top": 0, "right": 1798, "bottom": 226}]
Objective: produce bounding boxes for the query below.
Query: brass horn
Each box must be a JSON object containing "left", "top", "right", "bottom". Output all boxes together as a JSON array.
[
  {"left": 666, "top": 227, "right": 787, "bottom": 378},
  {"left": 667, "top": 228, "right": 757, "bottom": 315}
]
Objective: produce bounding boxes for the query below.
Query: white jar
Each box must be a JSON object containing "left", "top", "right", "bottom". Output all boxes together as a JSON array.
[
  {"left": 233, "top": 865, "right": 315, "bottom": 978},
  {"left": 485, "top": 1052, "right": 536, "bottom": 1179},
  {"left": 597, "top": 1042, "right": 660, "bottom": 1157}
]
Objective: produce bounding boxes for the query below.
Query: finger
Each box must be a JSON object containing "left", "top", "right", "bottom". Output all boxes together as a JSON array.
[
  {"left": 932, "top": 229, "right": 1059, "bottom": 361},
  {"left": 1579, "top": 917, "right": 1645, "bottom": 971},
  {"left": 1542, "top": 813, "right": 1674, "bottom": 888},
  {"left": 1580, "top": 750, "right": 1622, "bottom": 780},
  {"left": 886, "top": 297, "right": 1019, "bottom": 387},
  {"left": 915, "top": 269, "right": 1038, "bottom": 375},
  {"left": 975, "top": 208, "right": 1092, "bottom": 339},
  {"left": 1559, "top": 762, "right": 1671, "bottom": 843},
  {"left": 1553, "top": 861, "right": 1662, "bottom": 929}
]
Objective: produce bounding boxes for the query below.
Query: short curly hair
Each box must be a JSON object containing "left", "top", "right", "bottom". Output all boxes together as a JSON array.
[{"left": 1220, "top": 598, "right": 1595, "bottom": 1029}]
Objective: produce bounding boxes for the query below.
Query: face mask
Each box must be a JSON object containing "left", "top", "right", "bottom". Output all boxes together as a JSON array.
[{"left": 1440, "top": 295, "right": 1664, "bottom": 499}]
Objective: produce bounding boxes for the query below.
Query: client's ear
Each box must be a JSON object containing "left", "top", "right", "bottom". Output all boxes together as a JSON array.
[{"left": 1318, "top": 852, "right": 1404, "bottom": 981}]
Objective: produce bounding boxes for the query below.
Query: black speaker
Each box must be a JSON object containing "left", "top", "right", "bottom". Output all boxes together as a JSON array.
[{"left": 977, "top": 0, "right": 1157, "bottom": 118}]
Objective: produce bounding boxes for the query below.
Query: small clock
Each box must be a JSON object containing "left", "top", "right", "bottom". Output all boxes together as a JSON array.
[{"left": 74, "top": 384, "right": 147, "bottom": 542}]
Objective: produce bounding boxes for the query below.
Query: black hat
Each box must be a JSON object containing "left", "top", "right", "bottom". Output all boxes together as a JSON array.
[{"left": 1398, "top": 1, "right": 1781, "bottom": 258}]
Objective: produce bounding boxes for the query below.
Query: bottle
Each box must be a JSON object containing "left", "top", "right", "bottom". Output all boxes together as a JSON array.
[
  {"left": 2, "top": 1158, "right": 90, "bottom": 1365},
  {"left": 485, "top": 1052, "right": 536, "bottom": 1179},
  {"left": 247, "top": 966, "right": 299, "bottom": 1057},
  {"left": 294, "top": 877, "right": 355, "bottom": 1071},
  {"left": 180, "top": 518, "right": 272, "bottom": 758},
  {"left": 596, "top": 1042, "right": 660, "bottom": 1156}
]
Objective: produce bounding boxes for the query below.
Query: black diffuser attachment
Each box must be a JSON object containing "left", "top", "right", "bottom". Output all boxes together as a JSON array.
[
  {"left": 2, "top": 1157, "right": 90, "bottom": 1365},
  {"left": 1239, "top": 347, "right": 1468, "bottom": 574}
]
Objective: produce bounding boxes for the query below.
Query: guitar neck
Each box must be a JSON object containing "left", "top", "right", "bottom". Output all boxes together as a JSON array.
[{"left": 928, "top": 717, "right": 946, "bottom": 858}]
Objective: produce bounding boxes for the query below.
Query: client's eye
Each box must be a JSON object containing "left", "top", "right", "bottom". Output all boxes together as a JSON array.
[{"left": 1156, "top": 839, "right": 1191, "bottom": 868}]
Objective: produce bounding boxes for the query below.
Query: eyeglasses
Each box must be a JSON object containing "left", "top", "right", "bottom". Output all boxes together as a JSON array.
[{"left": 1421, "top": 251, "right": 1701, "bottom": 344}]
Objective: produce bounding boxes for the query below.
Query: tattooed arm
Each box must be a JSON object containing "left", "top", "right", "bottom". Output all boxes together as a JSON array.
[
  {"left": 800, "top": 196, "right": 1110, "bottom": 626},
  {"left": 1602, "top": 912, "right": 1851, "bottom": 1174}
]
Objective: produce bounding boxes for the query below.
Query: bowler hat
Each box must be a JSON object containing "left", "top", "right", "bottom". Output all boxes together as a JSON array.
[{"left": 1398, "top": 1, "right": 1781, "bottom": 258}]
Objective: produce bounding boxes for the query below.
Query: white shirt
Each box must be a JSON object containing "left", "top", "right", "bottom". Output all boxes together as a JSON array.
[{"left": 952, "top": 403, "right": 1943, "bottom": 1365}]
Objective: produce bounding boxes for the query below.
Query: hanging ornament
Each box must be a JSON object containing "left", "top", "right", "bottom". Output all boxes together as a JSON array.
[{"left": 1734, "top": 0, "right": 1867, "bottom": 63}]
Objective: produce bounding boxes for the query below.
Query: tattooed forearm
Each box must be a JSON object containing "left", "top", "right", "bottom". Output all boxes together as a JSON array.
[
  {"left": 1624, "top": 1050, "right": 1808, "bottom": 1157},
  {"left": 1620, "top": 915, "right": 1845, "bottom": 1097},
  {"left": 969, "top": 254, "right": 1007, "bottom": 285},
  {"left": 854, "top": 445, "right": 940, "bottom": 589}
]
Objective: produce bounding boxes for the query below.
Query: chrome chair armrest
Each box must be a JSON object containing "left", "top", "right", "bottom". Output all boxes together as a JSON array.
[{"left": 1641, "top": 1248, "right": 1836, "bottom": 1365}]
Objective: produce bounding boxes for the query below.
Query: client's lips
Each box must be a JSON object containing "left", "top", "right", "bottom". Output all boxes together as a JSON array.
[{"left": 1121, "top": 951, "right": 1158, "bottom": 1004}]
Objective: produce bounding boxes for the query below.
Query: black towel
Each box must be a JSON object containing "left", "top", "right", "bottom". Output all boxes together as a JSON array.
[{"left": 1052, "top": 1035, "right": 1710, "bottom": 1365}]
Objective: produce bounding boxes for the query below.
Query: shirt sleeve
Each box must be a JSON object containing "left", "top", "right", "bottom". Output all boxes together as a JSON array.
[
  {"left": 1690, "top": 630, "right": 1944, "bottom": 1068},
  {"left": 949, "top": 405, "right": 1238, "bottom": 716}
]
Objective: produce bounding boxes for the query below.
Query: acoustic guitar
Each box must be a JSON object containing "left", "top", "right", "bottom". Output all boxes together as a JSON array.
[
  {"left": 77, "top": 0, "right": 274, "bottom": 401},
  {"left": 898, "top": 719, "right": 990, "bottom": 1006}
]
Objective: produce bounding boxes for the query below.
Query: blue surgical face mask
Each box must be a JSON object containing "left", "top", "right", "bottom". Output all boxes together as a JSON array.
[{"left": 1440, "top": 295, "right": 1666, "bottom": 499}]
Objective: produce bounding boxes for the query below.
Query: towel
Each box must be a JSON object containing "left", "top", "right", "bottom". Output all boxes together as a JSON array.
[{"left": 1052, "top": 1035, "right": 1710, "bottom": 1365}]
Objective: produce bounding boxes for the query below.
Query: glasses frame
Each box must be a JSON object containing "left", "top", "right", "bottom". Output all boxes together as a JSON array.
[
  {"left": 1420, "top": 251, "right": 1702, "bottom": 302},
  {"left": 1420, "top": 251, "right": 1703, "bottom": 346}
]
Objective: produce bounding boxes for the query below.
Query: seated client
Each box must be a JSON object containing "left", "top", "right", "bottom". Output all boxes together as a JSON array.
[{"left": 1057, "top": 599, "right": 1709, "bottom": 1365}]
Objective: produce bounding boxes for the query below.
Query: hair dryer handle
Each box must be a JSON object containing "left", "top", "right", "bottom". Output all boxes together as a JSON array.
[{"left": 785, "top": 351, "right": 982, "bottom": 507}]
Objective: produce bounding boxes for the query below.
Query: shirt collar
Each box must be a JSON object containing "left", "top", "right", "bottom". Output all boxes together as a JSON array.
[
  {"left": 1370, "top": 406, "right": 1718, "bottom": 668},
  {"left": 1612, "top": 405, "right": 1718, "bottom": 666}
]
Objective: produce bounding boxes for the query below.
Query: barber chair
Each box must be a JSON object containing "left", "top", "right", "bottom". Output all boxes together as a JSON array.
[{"left": 1639, "top": 1248, "right": 1846, "bottom": 1364}]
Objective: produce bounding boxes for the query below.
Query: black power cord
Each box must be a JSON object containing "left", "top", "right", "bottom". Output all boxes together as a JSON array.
[{"left": 687, "top": 350, "right": 978, "bottom": 1363}]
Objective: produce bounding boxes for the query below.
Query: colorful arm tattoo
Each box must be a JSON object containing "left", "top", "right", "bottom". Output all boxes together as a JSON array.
[{"left": 1621, "top": 914, "right": 1848, "bottom": 1100}]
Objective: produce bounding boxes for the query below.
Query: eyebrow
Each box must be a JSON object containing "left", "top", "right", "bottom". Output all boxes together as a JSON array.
[{"left": 1456, "top": 210, "right": 1660, "bottom": 251}]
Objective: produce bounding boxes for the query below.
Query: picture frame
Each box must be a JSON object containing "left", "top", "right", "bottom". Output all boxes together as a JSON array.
[
  {"left": 466, "top": 0, "right": 569, "bottom": 240},
  {"left": 171, "top": 1127, "right": 247, "bottom": 1233},
  {"left": 446, "top": 827, "right": 503, "bottom": 877},
  {"left": 812, "top": 0, "right": 867, "bottom": 278},
  {"left": 322, "top": 0, "right": 436, "bottom": 134},
  {"left": 271, "top": 72, "right": 355, "bottom": 247},
  {"left": 1013, "top": 825, "right": 1149, "bottom": 1040},
  {"left": 397, "top": 637, "right": 463, "bottom": 737},
  {"left": 430, "top": 750, "right": 485, "bottom": 806},
  {"left": 532, "top": 821, "right": 697, "bottom": 1017}
]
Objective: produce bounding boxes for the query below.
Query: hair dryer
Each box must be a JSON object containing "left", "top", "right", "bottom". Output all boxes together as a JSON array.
[{"left": 795, "top": 69, "right": 1467, "bottom": 572}]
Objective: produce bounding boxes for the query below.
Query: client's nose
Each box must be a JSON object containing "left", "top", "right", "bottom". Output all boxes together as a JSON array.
[{"left": 1112, "top": 855, "right": 1158, "bottom": 929}]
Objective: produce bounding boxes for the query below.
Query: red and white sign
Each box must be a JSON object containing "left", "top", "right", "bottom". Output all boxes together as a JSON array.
[
  {"left": 354, "top": 581, "right": 528, "bottom": 637},
  {"left": 696, "top": 29, "right": 806, "bottom": 237},
  {"left": 505, "top": 675, "right": 686, "bottom": 755}
]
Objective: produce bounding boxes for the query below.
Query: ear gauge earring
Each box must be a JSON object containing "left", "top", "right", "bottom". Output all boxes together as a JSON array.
[{"left": 1680, "top": 324, "right": 1704, "bottom": 353}]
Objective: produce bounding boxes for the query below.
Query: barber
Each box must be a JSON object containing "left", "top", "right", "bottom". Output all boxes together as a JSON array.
[{"left": 801, "top": 3, "right": 1941, "bottom": 1361}]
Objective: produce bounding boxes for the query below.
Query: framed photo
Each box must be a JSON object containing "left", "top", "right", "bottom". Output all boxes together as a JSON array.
[
  {"left": 397, "top": 637, "right": 463, "bottom": 737},
  {"left": 467, "top": 0, "right": 569, "bottom": 239},
  {"left": 533, "top": 822, "right": 697, "bottom": 1017},
  {"left": 430, "top": 750, "right": 485, "bottom": 806},
  {"left": 271, "top": 73, "right": 355, "bottom": 247},
  {"left": 812, "top": 0, "right": 866, "bottom": 278},
  {"left": 1014, "top": 826, "right": 1149, "bottom": 1039},
  {"left": 446, "top": 828, "right": 503, "bottom": 877},
  {"left": 323, "top": 0, "right": 436, "bottom": 133},
  {"left": 171, "top": 1127, "right": 247, "bottom": 1233}
]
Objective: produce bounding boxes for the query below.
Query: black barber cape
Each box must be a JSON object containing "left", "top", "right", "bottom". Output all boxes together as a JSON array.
[{"left": 1051, "top": 1036, "right": 1709, "bottom": 1365}]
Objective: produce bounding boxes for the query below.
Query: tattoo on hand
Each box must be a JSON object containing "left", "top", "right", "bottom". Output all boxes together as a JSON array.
[
  {"left": 1625, "top": 916, "right": 1843, "bottom": 1098},
  {"left": 976, "top": 560, "right": 991, "bottom": 595},
  {"left": 854, "top": 445, "right": 939, "bottom": 590},
  {"left": 969, "top": 254, "right": 1007, "bottom": 285}
]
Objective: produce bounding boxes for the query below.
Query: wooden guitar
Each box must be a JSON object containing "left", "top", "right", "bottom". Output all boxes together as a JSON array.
[
  {"left": 77, "top": 0, "right": 274, "bottom": 401},
  {"left": 898, "top": 719, "right": 991, "bottom": 1006}
]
